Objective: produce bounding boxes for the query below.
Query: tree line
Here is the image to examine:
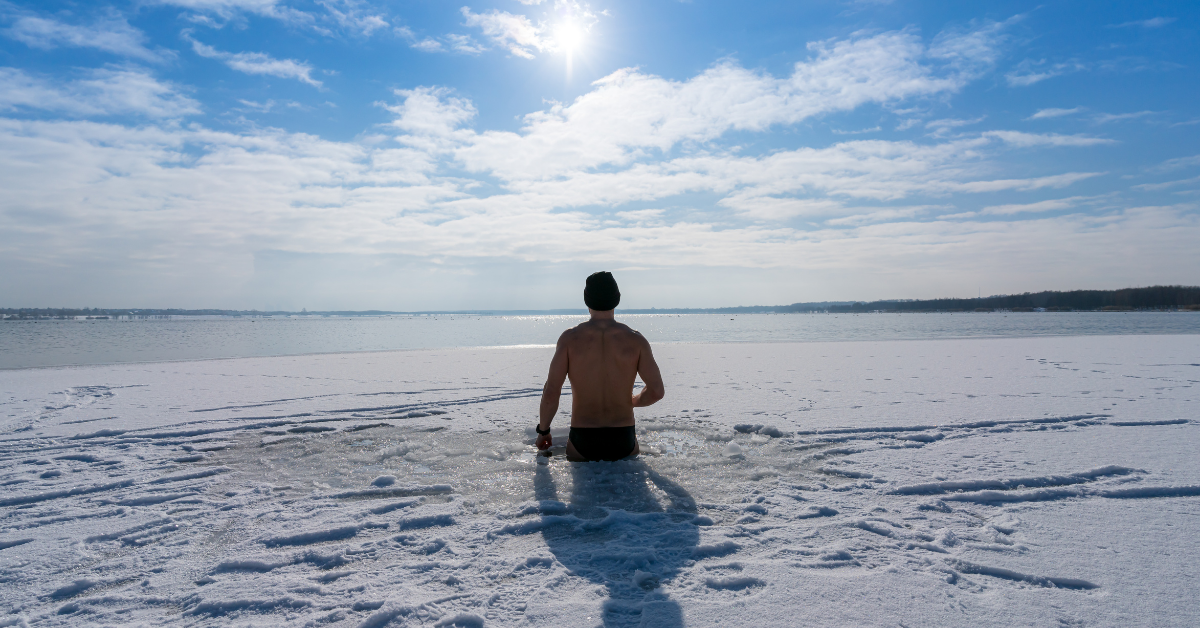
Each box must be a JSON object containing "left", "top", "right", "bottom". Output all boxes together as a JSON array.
[{"left": 819, "top": 285, "right": 1200, "bottom": 313}]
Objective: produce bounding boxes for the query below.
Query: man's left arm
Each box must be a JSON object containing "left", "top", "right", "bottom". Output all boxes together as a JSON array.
[{"left": 632, "top": 337, "right": 665, "bottom": 407}]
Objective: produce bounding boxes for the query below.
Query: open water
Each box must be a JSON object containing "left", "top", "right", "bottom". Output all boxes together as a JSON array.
[{"left": 1, "top": 311, "right": 1197, "bottom": 369}]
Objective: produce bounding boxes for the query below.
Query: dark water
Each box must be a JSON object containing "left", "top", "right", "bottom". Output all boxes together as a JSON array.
[{"left": 1, "top": 312, "right": 1197, "bottom": 369}]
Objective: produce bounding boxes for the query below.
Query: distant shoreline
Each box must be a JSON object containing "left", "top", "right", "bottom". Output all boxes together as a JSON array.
[{"left": 3, "top": 285, "right": 1198, "bottom": 320}]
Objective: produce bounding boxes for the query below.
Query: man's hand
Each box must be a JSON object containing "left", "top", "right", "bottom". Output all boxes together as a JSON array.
[{"left": 536, "top": 433, "right": 552, "bottom": 451}]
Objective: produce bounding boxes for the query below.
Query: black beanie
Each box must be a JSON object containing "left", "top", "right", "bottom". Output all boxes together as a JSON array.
[{"left": 584, "top": 271, "right": 621, "bottom": 311}]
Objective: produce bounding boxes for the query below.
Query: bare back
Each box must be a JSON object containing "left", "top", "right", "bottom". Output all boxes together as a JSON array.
[{"left": 540, "top": 317, "right": 665, "bottom": 429}]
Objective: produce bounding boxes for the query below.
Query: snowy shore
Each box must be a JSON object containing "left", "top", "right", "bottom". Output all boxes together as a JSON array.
[{"left": 2, "top": 335, "right": 1198, "bottom": 626}]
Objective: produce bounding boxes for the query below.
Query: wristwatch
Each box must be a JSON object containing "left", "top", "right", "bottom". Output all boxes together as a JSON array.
[{"left": 535, "top": 424, "right": 551, "bottom": 435}]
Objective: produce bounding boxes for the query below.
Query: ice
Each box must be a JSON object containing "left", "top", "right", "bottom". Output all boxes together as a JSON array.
[{"left": 0, "top": 335, "right": 1198, "bottom": 625}]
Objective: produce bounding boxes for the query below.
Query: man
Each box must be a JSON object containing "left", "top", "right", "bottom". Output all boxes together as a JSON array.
[{"left": 535, "top": 272, "right": 665, "bottom": 461}]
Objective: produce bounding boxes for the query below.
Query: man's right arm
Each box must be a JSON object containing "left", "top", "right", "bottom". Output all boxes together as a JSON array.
[
  {"left": 537, "top": 334, "right": 570, "bottom": 449},
  {"left": 632, "top": 337, "right": 665, "bottom": 408}
]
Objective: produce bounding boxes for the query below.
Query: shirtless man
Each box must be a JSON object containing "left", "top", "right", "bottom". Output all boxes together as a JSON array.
[{"left": 534, "top": 272, "right": 665, "bottom": 461}]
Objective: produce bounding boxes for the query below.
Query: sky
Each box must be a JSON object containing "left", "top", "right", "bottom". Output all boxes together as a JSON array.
[{"left": 1, "top": 0, "right": 1198, "bottom": 310}]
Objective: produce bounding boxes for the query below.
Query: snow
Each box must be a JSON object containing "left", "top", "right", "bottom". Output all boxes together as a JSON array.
[{"left": 1, "top": 334, "right": 1198, "bottom": 626}]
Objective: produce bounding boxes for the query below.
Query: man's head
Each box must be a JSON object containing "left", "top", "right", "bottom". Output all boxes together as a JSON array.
[{"left": 584, "top": 271, "right": 620, "bottom": 311}]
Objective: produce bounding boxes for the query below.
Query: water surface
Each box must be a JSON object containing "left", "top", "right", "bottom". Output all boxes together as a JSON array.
[{"left": 2, "top": 311, "right": 1196, "bottom": 369}]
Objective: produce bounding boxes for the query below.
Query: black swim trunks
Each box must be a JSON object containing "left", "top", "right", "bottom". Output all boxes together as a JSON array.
[{"left": 568, "top": 426, "right": 637, "bottom": 461}]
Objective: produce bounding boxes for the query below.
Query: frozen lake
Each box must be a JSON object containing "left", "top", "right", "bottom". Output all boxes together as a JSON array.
[
  {"left": 1, "top": 334, "right": 1197, "bottom": 626},
  {"left": 2, "top": 310, "right": 1197, "bottom": 369}
]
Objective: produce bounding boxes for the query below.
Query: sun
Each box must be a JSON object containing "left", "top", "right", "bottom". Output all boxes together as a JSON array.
[{"left": 553, "top": 19, "right": 586, "bottom": 55}]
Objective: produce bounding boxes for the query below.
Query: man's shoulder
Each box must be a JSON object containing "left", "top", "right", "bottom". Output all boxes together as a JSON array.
[{"left": 610, "top": 321, "right": 650, "bottom": 346}]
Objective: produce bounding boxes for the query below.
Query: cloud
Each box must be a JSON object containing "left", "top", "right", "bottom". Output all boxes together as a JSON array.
[
  {"left": 614, "top": 209, "right": 664, "bottom": 224},
  {"left": 1133, "top": 176, "right": 1200, "bottom": 192},
  {"left": 927, "top": 15, "right": 1017, "bottom": 78},
  {"left": 980, "top": 196, "right": 1093, "bottom": 215},
  {"left": 445, "top": 34, "right": 486, "bottom": 54},
  {"left": 460, "top": 7, "right": 547, "bottom": 59},
  {"left": 1093, "top": 110, "right": 1155, "bottom": 124},
  {"left": 926, "top": 117, "right": 985, "bottom": 129},
  {"left": 1027, "top": 107, "right": 1082, "bottom": 120},
  {"left": 457, "top": 4, "right": 600, "bottom": 58},
  {"left": 1149, "top": 154, "right": 1200, "bottom": 173},
  {"left": 4, "top": 13, "right": 170, "bottom": 63},
  {"left": 382, "top": 86, "right": 477, "bottom": 152},
  {"left": 1005, "top": 58, "right": 1086, "bottom": 86},
  {"left": 1110, "top": 17, "right": 1176, "bottom": 29},
  {"left": 0, "top": 67, "right": 200, "bottom": 118},
  {"left": 983, "top": 130, "right": 1116, "bottom": 147},
  {"left": 825, "top": 206, "right": 932, "bottom": 226},
  {"left": 925, "top": 116, "right": 985, "bottom": 135},
  {"left": 187, "top": 36, "right": 323, "bottom": 87},
  {"left": 2, "top": 112, "right": 1191, "bottom": 308},
  {"left": 8, "top": 19, "right": 1187, "bottom": 308},
  {"left": 319, "top": 0, "right": 388, "bottom": 35},
  {"left": 719, "top": 195, "right": 847, "bottom": 220},
  {"left": 153, "top": 0, "right": 392, "bottom": 35},
  {"left": 953, "top": 172, "right": 1101, "bottom": 193},
  {"left": 429, "top": 26, "right": 1008, "bottom": 181},
  {"left": 151, "top": 0, "right": 314, "bottom": 26},
  {"left": 396, "top": 27, "right": 486, "bottom": 54},
  {"left": 4, "top": 119, "right": 1193, "bottom": 307},
  {"left": 831, "top": 126, "right": 882, "bottom": 135}
]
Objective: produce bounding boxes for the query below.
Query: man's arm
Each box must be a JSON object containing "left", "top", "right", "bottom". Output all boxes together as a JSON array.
[
  {"left": 632, "top": 337, "right": 665, "bottom": 408},
  {"left": 536, "top": 334, "right": 569, "bottom": 449}
]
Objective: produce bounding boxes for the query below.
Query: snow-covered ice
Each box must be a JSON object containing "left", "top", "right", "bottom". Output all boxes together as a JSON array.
[{"left": 1, "top": 334, "right": 1198, "bottom": 626}]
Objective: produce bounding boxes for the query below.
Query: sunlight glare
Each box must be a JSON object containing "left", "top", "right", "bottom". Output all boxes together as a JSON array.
[{"left": 554, "top": 20, "right": 586, "bottom": 55}]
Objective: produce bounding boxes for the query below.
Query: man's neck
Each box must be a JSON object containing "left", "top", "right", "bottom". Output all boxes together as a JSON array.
[{"left": 588, "top": 308, "right": 615, "bottom": 321}]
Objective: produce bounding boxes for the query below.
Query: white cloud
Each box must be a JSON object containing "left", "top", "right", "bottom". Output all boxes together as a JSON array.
[
  {"left": 396, "top": 27, "right": 486, "bottom": 54},
  {"left": 382, "top": 86, "right": 477, "bottom": 152},
  {"left": 983, "top": 130, "right": 1116, "bottom": 147},
  {"left": 980, "top": 196, "right": 1093, "bottom": 215},
  {"left": 1005, "top": 59, "right": 1085, "bottom": 86},
  {"left": 4, "top": 14, "right": 170, "bottom": 63},
  {"left": 319, "top": 0, "right": 388, "bottom": 35},
  {"left": 153, "top": 0, "right": 392, "bottom": 35},
  {"left": 188, "top": 37, "right": 323, "bottom": 87},
  {"left": 410, "top": 37, "right": 443, "bottom": 52},
  {"left": 720, "top": 195, "right": 847, "bottom": 220},
  {"left": 826, "top": 206, "right": 930, "bottom": 226},
  {"left": 926, "top": 117, "right": 985, "bottom": 129},
  {"left": 927, "top": 16, "right": 1017, "bottom": 78},
  {"left": 432, "top": 26, "right": 1006, "bottom": 181},
  {"left": 1110, "top": 17, "right": 1176, "bottom": 29},
  {"left": 615, "top": 209, "right": 664, "bottom": 224},
  {"left": 151, "top": 0, "right": 314, "bottom": 26},
  {"left": 7, "top": 20, "right": 1189, "bottom": 307},
  {"left": 925, "top": 116, "right": 985, "bottom": 136},
  {"left": 236, "top": 99, "right": 275, "bottom": 112},
  {"left": 1149, "top": 154, "right": 1200, "bottom": 173},
  {"left": 953, "top": 172, "right": 1101, "bottom": 193},
  {"left": 831, "top": 126, "right": 881, "bottom": 135},
  {"left": 1093, "top": 110, "right": 1155, "bottom": 124},
  {"left": 0, "top": 67, "right": 200, "bottom": 118},
  {"left": 1027, "top": 107, "right": 1082, "bottom": 120},
  {"left": 2, "top": 114, "right": 1192, "bottom": 308},
  {"left": 460, "top": 7, "right": 547, "bottom": 59},
  {"left": 396, "top": 26, "right": 440, "bottom": 51},
  {"left": 1133, "top": 176, "right": 1200, "bottom": 192},
  {"left": 445, "top": 34, "right": 486, "bottom": 54}
]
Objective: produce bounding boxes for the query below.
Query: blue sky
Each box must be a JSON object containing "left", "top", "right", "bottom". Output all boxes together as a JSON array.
[{"left": 1, "top": 0, "right": 1197, "bottom": 310}]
